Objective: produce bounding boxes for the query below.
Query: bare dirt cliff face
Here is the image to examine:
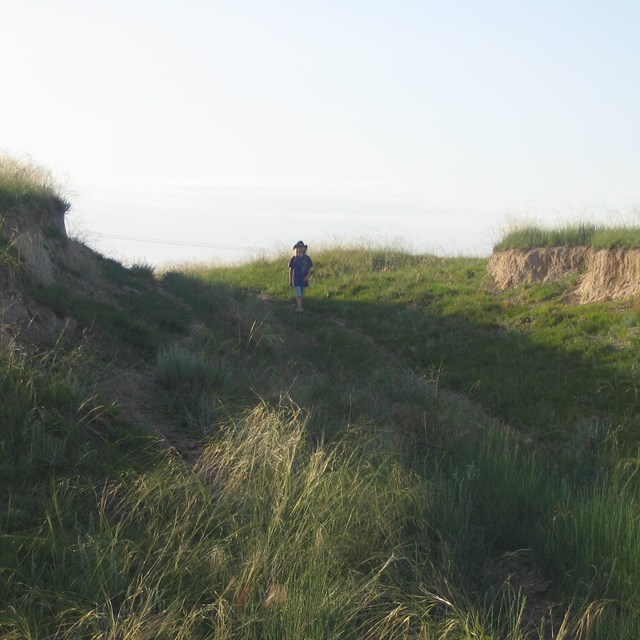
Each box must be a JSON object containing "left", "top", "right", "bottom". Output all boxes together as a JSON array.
[
  {"left": 1, "top": 202, "right": 111, "bottom": 346},
  {"left": 1, "top": 200, "right": 70, "bottom": 285},
  {"left": 488, "top": 248, "right": 640, "bottom": 303}
]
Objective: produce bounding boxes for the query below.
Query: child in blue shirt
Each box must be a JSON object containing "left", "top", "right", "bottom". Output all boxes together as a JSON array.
[{"left": 288, "top": 240, "right": 313, "bottom": 313}]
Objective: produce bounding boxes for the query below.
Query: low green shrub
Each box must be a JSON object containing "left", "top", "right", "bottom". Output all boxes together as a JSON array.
[{"left": 155, "top": 345, "right": 224, "bottom": 390}]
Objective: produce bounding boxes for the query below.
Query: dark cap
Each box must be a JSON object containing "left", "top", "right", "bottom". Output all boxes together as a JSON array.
[{"left": 293, "top": 240, "right": 307, "bottom": 249}]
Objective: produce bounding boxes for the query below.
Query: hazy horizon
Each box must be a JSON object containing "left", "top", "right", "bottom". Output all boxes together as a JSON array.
[{"left": 3, "top": 1, "right": 639, "bottom": 265}]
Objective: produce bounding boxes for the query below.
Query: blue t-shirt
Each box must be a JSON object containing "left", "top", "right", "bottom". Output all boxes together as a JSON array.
[{"left": 289, "top": 254, "right": 313, "bottom": 286}]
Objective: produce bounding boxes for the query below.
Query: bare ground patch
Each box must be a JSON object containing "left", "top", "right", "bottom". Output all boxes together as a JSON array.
[{"left": 489, "top": 247, "right": 640, "bottom": 303}]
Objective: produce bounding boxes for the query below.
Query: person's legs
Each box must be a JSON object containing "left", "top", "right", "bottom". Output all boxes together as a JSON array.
[{"left": 294, "top": 286, "right": 306, "bottom": 312}]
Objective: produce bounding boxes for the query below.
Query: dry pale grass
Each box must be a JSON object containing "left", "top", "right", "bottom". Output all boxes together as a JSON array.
[{"left": 0, "top": 153, "right": 68, "bottom": 211}]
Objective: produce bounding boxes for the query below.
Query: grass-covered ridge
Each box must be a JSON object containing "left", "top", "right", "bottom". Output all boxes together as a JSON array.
[
  {"left": 0, "top": 153, "right": 69, "bottom": 213},
  {"left": 495, "top": 221, "right": 640, "bottom": 250},
  {"left": 4, "top": 216, "right": 640, "bottom": 639}
]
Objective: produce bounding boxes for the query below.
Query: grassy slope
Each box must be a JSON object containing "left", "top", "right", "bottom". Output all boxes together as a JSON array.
[
  {"left": 183, "top": 247, "right": 640, "bottom": 637},
  {"left": 194, "top": 247, "right": 640, "bottom": 442},
  {"left": 3, "top": 240, "right": 640, "bottom": 638}
]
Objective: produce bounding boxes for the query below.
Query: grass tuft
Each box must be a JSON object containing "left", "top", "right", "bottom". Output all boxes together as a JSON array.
[
  {"left": 0, "top": 153, "right": 69, "bottom": 213},
  {"left": 495, "top": 220, "right": 640, "bottom": 250}
]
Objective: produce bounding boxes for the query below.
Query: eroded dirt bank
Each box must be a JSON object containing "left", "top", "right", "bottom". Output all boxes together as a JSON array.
[{"left": 488, "top": 247, "right": 640, "bottom": 303}]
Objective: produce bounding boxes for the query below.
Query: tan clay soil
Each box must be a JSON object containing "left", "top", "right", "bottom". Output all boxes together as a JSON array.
[{"left": 489, "top": 247, "right": 640, "bottom": 303}]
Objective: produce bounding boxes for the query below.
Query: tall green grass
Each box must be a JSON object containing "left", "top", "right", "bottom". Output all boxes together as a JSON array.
[
  {"left": 0, "top": 331, "right": 153, "bottom": 554},
  {"left": 7, "top": 398, "right": 597, "bottom": 639},
  {"left": 0, "top": 153, "right": 69, "bottom": 212},
  {"left": 495, "top": 221, "right": 640, "bottom": 250},
  {"left": 436, "top": 429, "right": 640, "bottom": 639}
]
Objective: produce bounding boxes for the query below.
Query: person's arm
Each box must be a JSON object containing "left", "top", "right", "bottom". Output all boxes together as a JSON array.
[
  {"left": 305, "top": 257, "right": 314, "bottom": 284},
  {"left": 304, "top": 266, "right": 313, "bottom": 284}
]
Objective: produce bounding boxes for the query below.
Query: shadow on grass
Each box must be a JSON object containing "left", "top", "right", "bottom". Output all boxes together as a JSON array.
[
  {"left": 160, "top": 269, "right": 640, "bottom": 449},
  {"left": 274, "top": 294, "right": 639, "bottom": 447}
]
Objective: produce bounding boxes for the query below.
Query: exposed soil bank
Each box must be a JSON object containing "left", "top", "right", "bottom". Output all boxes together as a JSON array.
[
  {"left": 1, "top": 203, "right": 115, "bottom": 346},
  {"left": 488, "top": 248, "right": 640, "bottom": 303},
  {"left": 1, "top": 200, "right": 69, "bottom": 285}
]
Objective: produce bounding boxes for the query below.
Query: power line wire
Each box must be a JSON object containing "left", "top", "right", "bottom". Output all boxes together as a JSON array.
[{"left": 78, "top": 196, "right": 472, "bottom": 234}]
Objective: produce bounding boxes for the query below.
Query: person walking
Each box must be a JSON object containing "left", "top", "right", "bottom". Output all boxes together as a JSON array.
[{"left": 288, "top": 240, "right": 313, "bottom": 313}]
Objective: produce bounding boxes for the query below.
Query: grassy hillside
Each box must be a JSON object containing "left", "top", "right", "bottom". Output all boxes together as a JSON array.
[
  {"left": 192, "top": 246, "right": 640, "bottom": 443},
  {"left": 3, "top": 164, "right": 640, "bottom": 638}
]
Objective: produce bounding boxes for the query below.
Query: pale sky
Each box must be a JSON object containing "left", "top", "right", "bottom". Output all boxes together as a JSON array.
[{"left": 2, "top": 1, "right": 639, "bottom": 265}]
